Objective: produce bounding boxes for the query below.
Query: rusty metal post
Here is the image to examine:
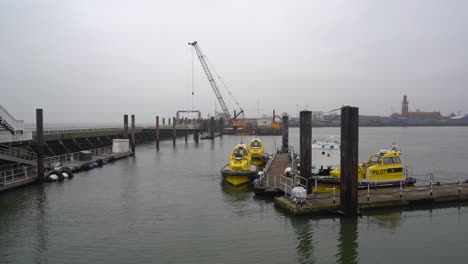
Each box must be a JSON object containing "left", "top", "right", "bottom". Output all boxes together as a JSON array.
[
  {"left": 340, "top": 106, "right": 359, "bottom": 217},
  {"left": 210, "top": 117, "right": 215, "bottom": 140},
  {"left": 123, "top": 114, "right": 128, "bottom": 139},
  {"left": 300, "top": 111, "right": 312, "bottom": 192},
  {"left": 156, "top": 116, "right": 160, "bottom": 149},
  {"left": 163, "top": 117, "right": 165, "bottom": 126},
  {"left": 172, "top": 117, "right": 176, "bottom": 145},
  {"left": 131, "top": 114, "right": 135, "bottom": 153},
  {"left": 281, "top": 115, "right": 289, "bottom": 153},
  {"left": 219, "top": 118, "right": 224, "bottom": 136},
  {"left": 36, "top": 109, "right": 44, "bottom": 183}
]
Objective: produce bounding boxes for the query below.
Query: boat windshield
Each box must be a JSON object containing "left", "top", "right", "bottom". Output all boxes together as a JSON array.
[
  {"left": 251, "top": 141, "right": 261, "bottom": 147},
  {"left": 383, "top": 156, "right": 401, "bottom": 164},
  {"left": 369, "top": 156, "right": 382, "bottom": 164},
  {"left": 234, "top": 149, "right": 248, "bottom": 157}
]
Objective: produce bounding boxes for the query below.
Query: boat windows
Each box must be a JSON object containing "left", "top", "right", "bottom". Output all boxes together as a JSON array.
[
  {"left": 383, "top": 157, "right": 394, "bottom": 164},
  {"left": 369, "top": 156, "right": 382, "bottom": 164},
  {"left": 251, "top": 142, "right": 261, "bottom": 147},
  {"left": 392, "top": 156, "right": 401, "bottom": 163},
  {"left": 234, "top": 149, "right": 248, "bottom": 157}
]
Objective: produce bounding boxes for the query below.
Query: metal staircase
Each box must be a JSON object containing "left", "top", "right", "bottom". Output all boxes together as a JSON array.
[{"left": 0, "top": 105, "right": 32, "bottom": 143}]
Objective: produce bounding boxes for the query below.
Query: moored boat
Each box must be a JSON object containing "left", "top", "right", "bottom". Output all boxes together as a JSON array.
[
  {"left": 221, "top": 143, "right": 258, "bottom": 186},
  {"left": 248, "top": 136, "right": 269, "bottom": 166},
  {"left": 311, "top": 145, "right": 416, "bottom": 193}
]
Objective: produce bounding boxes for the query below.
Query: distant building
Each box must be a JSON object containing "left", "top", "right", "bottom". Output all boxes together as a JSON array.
[
  {"left": 311, "top": 111, "right": 323, "bottom": 120},
  {"left": 391, "top": 95, "right": 442, "bottom": 120}
]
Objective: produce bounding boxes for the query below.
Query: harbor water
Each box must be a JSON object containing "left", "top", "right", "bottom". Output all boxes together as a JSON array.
[{"left": 1, "top": 127, "right": 467, "bottom": 263}]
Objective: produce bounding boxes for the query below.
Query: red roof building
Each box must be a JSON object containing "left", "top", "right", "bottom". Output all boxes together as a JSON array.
[{"left": 391, "top": 95, "right": 442, "bottom": 120}]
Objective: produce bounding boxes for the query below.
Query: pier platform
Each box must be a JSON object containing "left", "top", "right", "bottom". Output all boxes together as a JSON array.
[
  {"left": 0, "top": 147, "right": 132, "bottom": 193},
  {"left": 200, "top": 132, "right": 222, "bottom": 140},
  {"left": 274, "top": 182, "right": 468, "bottom": 216},
  {"left": 252, "top": 152, "right": 291, "bottom": 196}
]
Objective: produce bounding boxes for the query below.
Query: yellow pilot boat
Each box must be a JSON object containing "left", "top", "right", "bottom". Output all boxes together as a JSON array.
[
  {"left": 248, "top": 137, "right": 269, "bottom": 166},
  {"left": 220, "top": 144, "right": 258, "bottom": 186},
  {"left": 312, "top": 145, "right": 416, "bottom": 192}
]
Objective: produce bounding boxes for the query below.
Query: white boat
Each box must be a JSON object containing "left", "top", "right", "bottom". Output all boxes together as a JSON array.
[{"left": 296, "top": 136, "right": 340, "bottom": 176}]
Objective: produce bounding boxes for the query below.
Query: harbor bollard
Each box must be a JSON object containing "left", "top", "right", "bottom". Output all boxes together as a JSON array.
[
  {"left": 430, "top": 180, "right": 433, "bottom": 196},
  {"left": 367, "top": 184, "right": 370, "bottom": 201},
  {"left": 400, "top": 181, "right": 403, "bottom": 198},
  {"left": 333, "top": 187, "right": 336, "bottom": 204}
]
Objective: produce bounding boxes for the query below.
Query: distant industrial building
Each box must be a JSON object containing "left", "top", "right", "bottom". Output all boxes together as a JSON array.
[{"left": 390, "top": 95, "right": 442, "bottom": 120}]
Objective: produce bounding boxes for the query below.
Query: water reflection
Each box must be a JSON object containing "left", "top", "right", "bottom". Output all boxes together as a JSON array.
[
  {"left": 220, "top": 181, "right": 251, "bottom": 200},
  {"left": 366, "top": 212, "right": 402, "bottom": 230},
  {"left": 336, "top": 218, "right": 358, "bottom": 264},
  {"left": 34, "top": 185, "right": 48, "bottom": 264},
  {"left": 220, "top": 181, "right": 253, "bottom": 216},
  {"left": 289, "top": 217, "right": 315, "bottom": 264}
]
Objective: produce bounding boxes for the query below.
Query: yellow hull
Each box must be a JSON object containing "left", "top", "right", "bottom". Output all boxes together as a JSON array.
[
  {"left": 225, "top": 175, "right": 250, "bottom": 186},
  {"left": 251, "top": 158, "right": 265, "bottom": 166},
  {"left": 312, "top": 183, "right": 341, "bottom": 193}
]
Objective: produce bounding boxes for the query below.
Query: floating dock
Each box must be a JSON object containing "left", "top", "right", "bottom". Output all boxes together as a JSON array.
[
  {"left": 0, "top": 147, "right": 132, "bottom": 192},
  {"left": 275, "top": 182, "right": 468, "bottom": 216},
  {"left": 252, "top": 152, "right": 291, "bottom": 196},
  {"left": 251, "top": 149, "right": 468, "bottom": 217}
]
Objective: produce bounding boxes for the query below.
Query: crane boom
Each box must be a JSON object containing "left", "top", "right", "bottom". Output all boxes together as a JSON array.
[{"left": 188, "top": 41, "right": 231, "bottom": 120}]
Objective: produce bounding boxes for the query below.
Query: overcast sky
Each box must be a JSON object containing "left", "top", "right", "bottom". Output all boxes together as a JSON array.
[{"left": 1, "top": 0, "right": 467, "bottom": 124}]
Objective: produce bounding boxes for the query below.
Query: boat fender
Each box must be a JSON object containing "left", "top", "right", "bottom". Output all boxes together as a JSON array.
[
  {"left": 96, "top": 160, "right": 103, "bottom": 167},
  {"left": 252, "top": 178, "right": 259, "bottom": 185},
  {"left": 284, "top": 167, "right": 292, "bottom": 176},
  {"left": 48, "top": 170, "right": 64, "bottom": 181},
  {"left": 88, "top": 163, "right": 95, "bottom": 169},
  {"left": 60, "top": 168, "right": 74, "bottom": 179},
  {"left": 80, "top": 163, "right": 89, "bottom": 171}
]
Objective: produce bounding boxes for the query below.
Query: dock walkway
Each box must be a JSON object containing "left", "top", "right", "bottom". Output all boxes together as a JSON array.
[
  {"left": 275, "top": 182, "right": 468, "bottom": 216},
  {"left": 253, "top": 152, "right": 292, "bottom": 195}
]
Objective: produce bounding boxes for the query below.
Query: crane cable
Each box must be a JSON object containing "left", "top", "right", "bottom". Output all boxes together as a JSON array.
[
  {"left": 197, "top": 45, "right": 244, "bottom": 114},
  {"left": 190, "top": 45, "right": 195, "bottom": 109}
]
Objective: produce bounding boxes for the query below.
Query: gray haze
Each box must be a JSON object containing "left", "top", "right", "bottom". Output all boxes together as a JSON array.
[{"left": 1, "top": 0, "right": 468, "bottom": 124}]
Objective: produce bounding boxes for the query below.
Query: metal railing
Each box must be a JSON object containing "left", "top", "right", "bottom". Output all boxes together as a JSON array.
[
  {"left": 280, "top": 174, "right": 308, "bottom": 197},
  {"left": 41, "top": 127, "right": 129, "bottom": 135},
  {"left": 44, "top": 146, "right": 113, "bottom": 165},
  {"left": 28, "top": 124, "right": 200, "bottom": 134},
  {"left": 287, "top": 177, "right": 468, "bottom": 206},
  {"left": 0, "top": 144, "right": 37, "bottom": 161},
  {"left": 0, "top": 165, "right": 37, "bottom": 185}
]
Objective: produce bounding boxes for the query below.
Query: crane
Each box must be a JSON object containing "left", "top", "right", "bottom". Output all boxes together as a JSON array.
[{"left": 188, "top": 41, "right": 244, "bottom": 121}]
